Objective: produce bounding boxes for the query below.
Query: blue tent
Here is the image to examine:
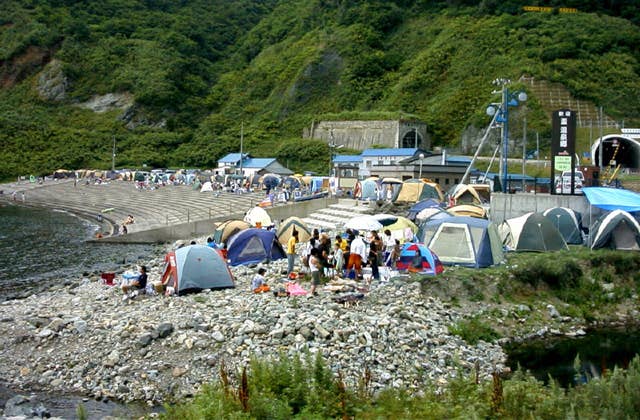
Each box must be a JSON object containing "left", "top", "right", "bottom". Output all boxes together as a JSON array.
[
  {"left": 407, "top": 198, "right": 443, "bottom": 221},
  {"left": 227, "top": 228, "right": 286, "bottom": 266},
  {"left": 164, "top": 245, "right": 235, "bottom": 295},
  {"left": 419, "top": 216, "right": 504, "bottom": 268},
  {"left": 583, "top": 187, "right": 640, "bottom": 212}
]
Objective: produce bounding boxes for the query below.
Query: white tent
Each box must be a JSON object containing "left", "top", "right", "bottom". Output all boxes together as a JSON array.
[{"left": 200, "top": 181, "right": 214, "bottom": 192}]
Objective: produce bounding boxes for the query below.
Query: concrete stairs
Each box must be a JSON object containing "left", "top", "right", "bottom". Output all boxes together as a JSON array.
[
  {"left": 302, "top": 200, "right": 376, "bottom": 231},
  {"left": 11, "top": 179, "right": 267, "bottom": 235}
]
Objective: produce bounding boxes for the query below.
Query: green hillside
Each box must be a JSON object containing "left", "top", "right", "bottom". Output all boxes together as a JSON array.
[{"left": 1, "top": 0, "right": 639, "bottom": 180}]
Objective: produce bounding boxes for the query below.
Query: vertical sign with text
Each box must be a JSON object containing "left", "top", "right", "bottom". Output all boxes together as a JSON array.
[{"left": 551, "top": 109, "right": 576, "bottom": 194}]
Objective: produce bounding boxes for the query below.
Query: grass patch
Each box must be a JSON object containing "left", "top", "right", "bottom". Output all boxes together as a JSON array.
[
  {"left": 161, "top": 353, "right": 640, "bottom": 419},
  {"left": 448, "top": 316, "right": 501, "bottom": 345}
]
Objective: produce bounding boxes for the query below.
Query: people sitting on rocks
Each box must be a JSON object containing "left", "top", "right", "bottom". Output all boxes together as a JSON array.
[
  {"left": 124, "top": 215, "right": 135, "bottom": 225},
  {"left": 122, "top": 265, "right": 148, "bottom": 297},
  {"left": 121, "top": 224, "right": 128, "bottom": 235},
  {"left": 251, "top": 268, "right": 270, "bottom": 293}
]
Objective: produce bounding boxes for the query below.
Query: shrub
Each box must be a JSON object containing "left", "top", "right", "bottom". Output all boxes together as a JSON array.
[{"left": 448, "top": 316, "right": 500, "bottom": 345}]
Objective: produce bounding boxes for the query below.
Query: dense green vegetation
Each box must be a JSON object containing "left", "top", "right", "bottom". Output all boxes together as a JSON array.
[
  {"left": 160, "top": 351, "right": 640, "bottom": 419},
  {"left": 1, "top": 0, "right": 639, "bottom": 180},
  {"left": 154, "top": 248, "right": 640, "bottom": 418}
]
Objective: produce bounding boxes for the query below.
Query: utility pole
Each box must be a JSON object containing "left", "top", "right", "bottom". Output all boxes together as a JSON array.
[
  {"left": 112, "top": 136, "right": 116, "bottom": 171},
  {"left": 522, "top": 115, "right": 527, "bottom": 190},
  {"left": 239, "top": 122, "right": 244, "bottom": 177},
  {"left": 598, "top": 106, "right": 604, "bottom": 175}
]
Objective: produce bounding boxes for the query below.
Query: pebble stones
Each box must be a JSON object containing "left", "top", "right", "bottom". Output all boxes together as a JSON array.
[{"left": 0, "top": 252, "right": 508, "bottom": 406}]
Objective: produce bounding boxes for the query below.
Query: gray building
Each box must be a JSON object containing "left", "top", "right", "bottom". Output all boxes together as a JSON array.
[{"left": 306, "top": 119, "right": 430, "bottom": 150}]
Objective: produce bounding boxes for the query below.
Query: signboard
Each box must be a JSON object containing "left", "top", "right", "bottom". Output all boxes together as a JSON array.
[
  {"left": 551, "top": 109, "right": 577, "bottom": 194},
  {"left": 523, "top": 6, "right": 577, "bottom": 13},
  {"left": 554, "top": 156, "right": 572, "bottom": 171}
]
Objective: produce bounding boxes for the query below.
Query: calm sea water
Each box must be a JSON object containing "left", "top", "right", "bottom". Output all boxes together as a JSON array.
[{"left": 0, "top": 204, "right": 159, "bottom": 301}]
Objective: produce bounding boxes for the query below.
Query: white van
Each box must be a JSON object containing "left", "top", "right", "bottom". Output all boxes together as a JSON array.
[{"left": 555, "top": 170, "right": 584, "bottom": 194}]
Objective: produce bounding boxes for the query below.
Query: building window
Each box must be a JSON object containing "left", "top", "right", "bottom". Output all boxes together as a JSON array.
[
  {"left": 454, "top": 178, "right": 459, "bottom": 184},
  {"left": 378, "top": 160, "right": 383, "bottom": 166},
  {"left": 435, "top": 178, "right": 440, "bottom": 184},
  {"left": 445, "top": 179, "right": 450, "bottom": 185}
]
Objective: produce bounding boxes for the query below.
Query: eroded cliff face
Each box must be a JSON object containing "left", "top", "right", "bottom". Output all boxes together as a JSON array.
[{"left": 1, "top": 45, "right": 52, "bottom": 90}]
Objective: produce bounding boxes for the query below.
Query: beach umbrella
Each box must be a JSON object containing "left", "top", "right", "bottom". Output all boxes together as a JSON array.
[{"left": 344, "top": 215, "right": 383, "bottom": 231}]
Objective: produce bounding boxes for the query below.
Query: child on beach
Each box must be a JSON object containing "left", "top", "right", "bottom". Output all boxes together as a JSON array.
[{"left": 251, "top": 268, "right": 270, "bottom": 293}]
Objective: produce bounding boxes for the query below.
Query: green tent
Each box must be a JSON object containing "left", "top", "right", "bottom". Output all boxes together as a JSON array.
[{"left": 499, "top": 212, "right": 568, "bottom": 252}]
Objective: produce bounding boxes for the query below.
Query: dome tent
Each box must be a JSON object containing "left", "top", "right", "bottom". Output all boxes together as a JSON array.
[
  {"left": 420, "top": 216, "right": 504, "bottom": 268},
  {"left": 588, "top": 209, "right": 640, "bottom": 250},
  {"left": 227, "top": 228, "right": 286, "bottom": 266},
  {"left": 396, "top": 242, "right": 444, "bottom": 275},
  {"left": 499, "top": 212, "right": 568, "bottom": 252},
  {"left": 162, "top": 245, "right": 235, "bottom": 295},
  {"left": 277, "top": 217, "right": 312, "bottom": 245},
  {"left": 212, "top": 219, "right": 251, "bottom": 245},
  {"left": 542, "top": 207, "right": 584, "bottom": 245}
]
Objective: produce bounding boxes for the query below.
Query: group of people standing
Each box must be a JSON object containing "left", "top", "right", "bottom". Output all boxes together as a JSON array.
[{"left": 285, "top": 227, "right": 402, "bottom": 290}]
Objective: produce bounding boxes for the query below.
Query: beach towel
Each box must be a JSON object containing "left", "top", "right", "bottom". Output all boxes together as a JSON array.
[{"left": 286, "top": 282, "right": 308, "bottom": 296}]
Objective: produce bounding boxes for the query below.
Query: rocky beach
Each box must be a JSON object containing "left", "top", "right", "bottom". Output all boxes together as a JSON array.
[
  {"left": 2, "top": 181, "right": 640, "bottom": 418},
  {"left": 0, "top": 253, "right": 507, "bottom": 409}
]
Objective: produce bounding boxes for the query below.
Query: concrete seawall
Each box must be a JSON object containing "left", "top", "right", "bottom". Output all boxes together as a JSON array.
[
  {"left": 490, "top": 192, "right": 603, "bottom": 227},
  {"left": 99, "top": 196, "right": 338, "bottom": 243}
]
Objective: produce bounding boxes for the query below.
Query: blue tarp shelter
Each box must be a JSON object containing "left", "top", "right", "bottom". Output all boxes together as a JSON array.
[{"left": 583, "top": 187, "right": 640, "bottom": 212}]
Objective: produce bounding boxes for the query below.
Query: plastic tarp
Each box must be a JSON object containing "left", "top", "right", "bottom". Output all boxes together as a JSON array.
[{"left": 583, "top": 187, "right": 640, "bottom": 212}]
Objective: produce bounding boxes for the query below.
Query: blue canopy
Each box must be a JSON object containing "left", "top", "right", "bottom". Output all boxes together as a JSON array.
[{"left": 583, "top": 187, "right": 640, "bottom": 212}]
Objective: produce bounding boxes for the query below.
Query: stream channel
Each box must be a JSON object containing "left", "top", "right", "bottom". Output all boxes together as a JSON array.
[{"left": 505, "top": 326, "right": 640, "bottom": 386}]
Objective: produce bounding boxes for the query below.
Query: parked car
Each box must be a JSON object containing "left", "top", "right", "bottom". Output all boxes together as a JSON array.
[{"left": 555, "top": 170, "right": 584, "bottom": 194}]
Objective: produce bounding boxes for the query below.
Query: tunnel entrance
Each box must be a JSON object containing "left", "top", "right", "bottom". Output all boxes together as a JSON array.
[{"left": 591, "top": 135, "right": 640, "bottom": 170}]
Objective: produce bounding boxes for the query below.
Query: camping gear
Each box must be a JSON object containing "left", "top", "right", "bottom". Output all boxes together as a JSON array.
[
  {"left": 415, "top": 207, "right": 452, "bottom": 224},
  {"left": 253, "top": 284, "right": 271, "bottom": 294},
  {"left": 227, "top": 228, "right": 287, "bottom": 266},
  {"left": 583, "top": 187, "right": 640, "bottom": 212},
  {"left": 499, "top": 212, "right": 568, "bottom": 252},
  {"left": 447, "top": 204, "right": 488, "bottom": 219},
  {"left": 395, "top": 180, "right": 444, "bottom": 203},
  {"left": 420, "top": 216, "right": 504, "bottom": 268},
  {"left": 542, "top": 207, "right": 584, "bottom": 245},
  {"left": 213, "top": 219, "right": 251, "bottom": 245},
  {"left": 396, "top": 243, "right": 444, "bottom": 275},
  {"left": 200, "top": 181, "right": 214, "bottom": 192},
  {"left": 244, "top": 206, "right": 273, "bottom": 228},
  {"left": 407, "top": 198, "right": 443, "bottom": 221},
  {"left": 286, "top": 282, "right": 308, "bottom": 296},
  {"left": 162, "top": 245, "right": 235, "bottom": 295},
  {"left": 355, "top": 178, "right": 379, "bottom": 200},
  {"left": 277, "top": 216, "right": 312, "bottom": 245},
  {"left": 344, "top": 215, "right": 383, "bottom": 231},
  {"left": 588, "top": 209, "right": 640, "bottom": 250},
  {"left": 100, "top": 272, "right": 115, "bottom": 286},
  {"left": 451, "top": 184, "right": 491, "bottom": 205}
]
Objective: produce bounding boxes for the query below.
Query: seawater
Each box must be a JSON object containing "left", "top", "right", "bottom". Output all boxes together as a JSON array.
[{"left": 0, "top": 204, "right": 159, "bottom": 301}]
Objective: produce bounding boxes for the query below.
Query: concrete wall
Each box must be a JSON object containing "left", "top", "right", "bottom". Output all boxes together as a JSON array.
[
  {"left": 490, "top": 192, "right": 604, "bottom": 227},
  {"left": 99, "top": 196, "right": 338, "bottom": 244}
]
